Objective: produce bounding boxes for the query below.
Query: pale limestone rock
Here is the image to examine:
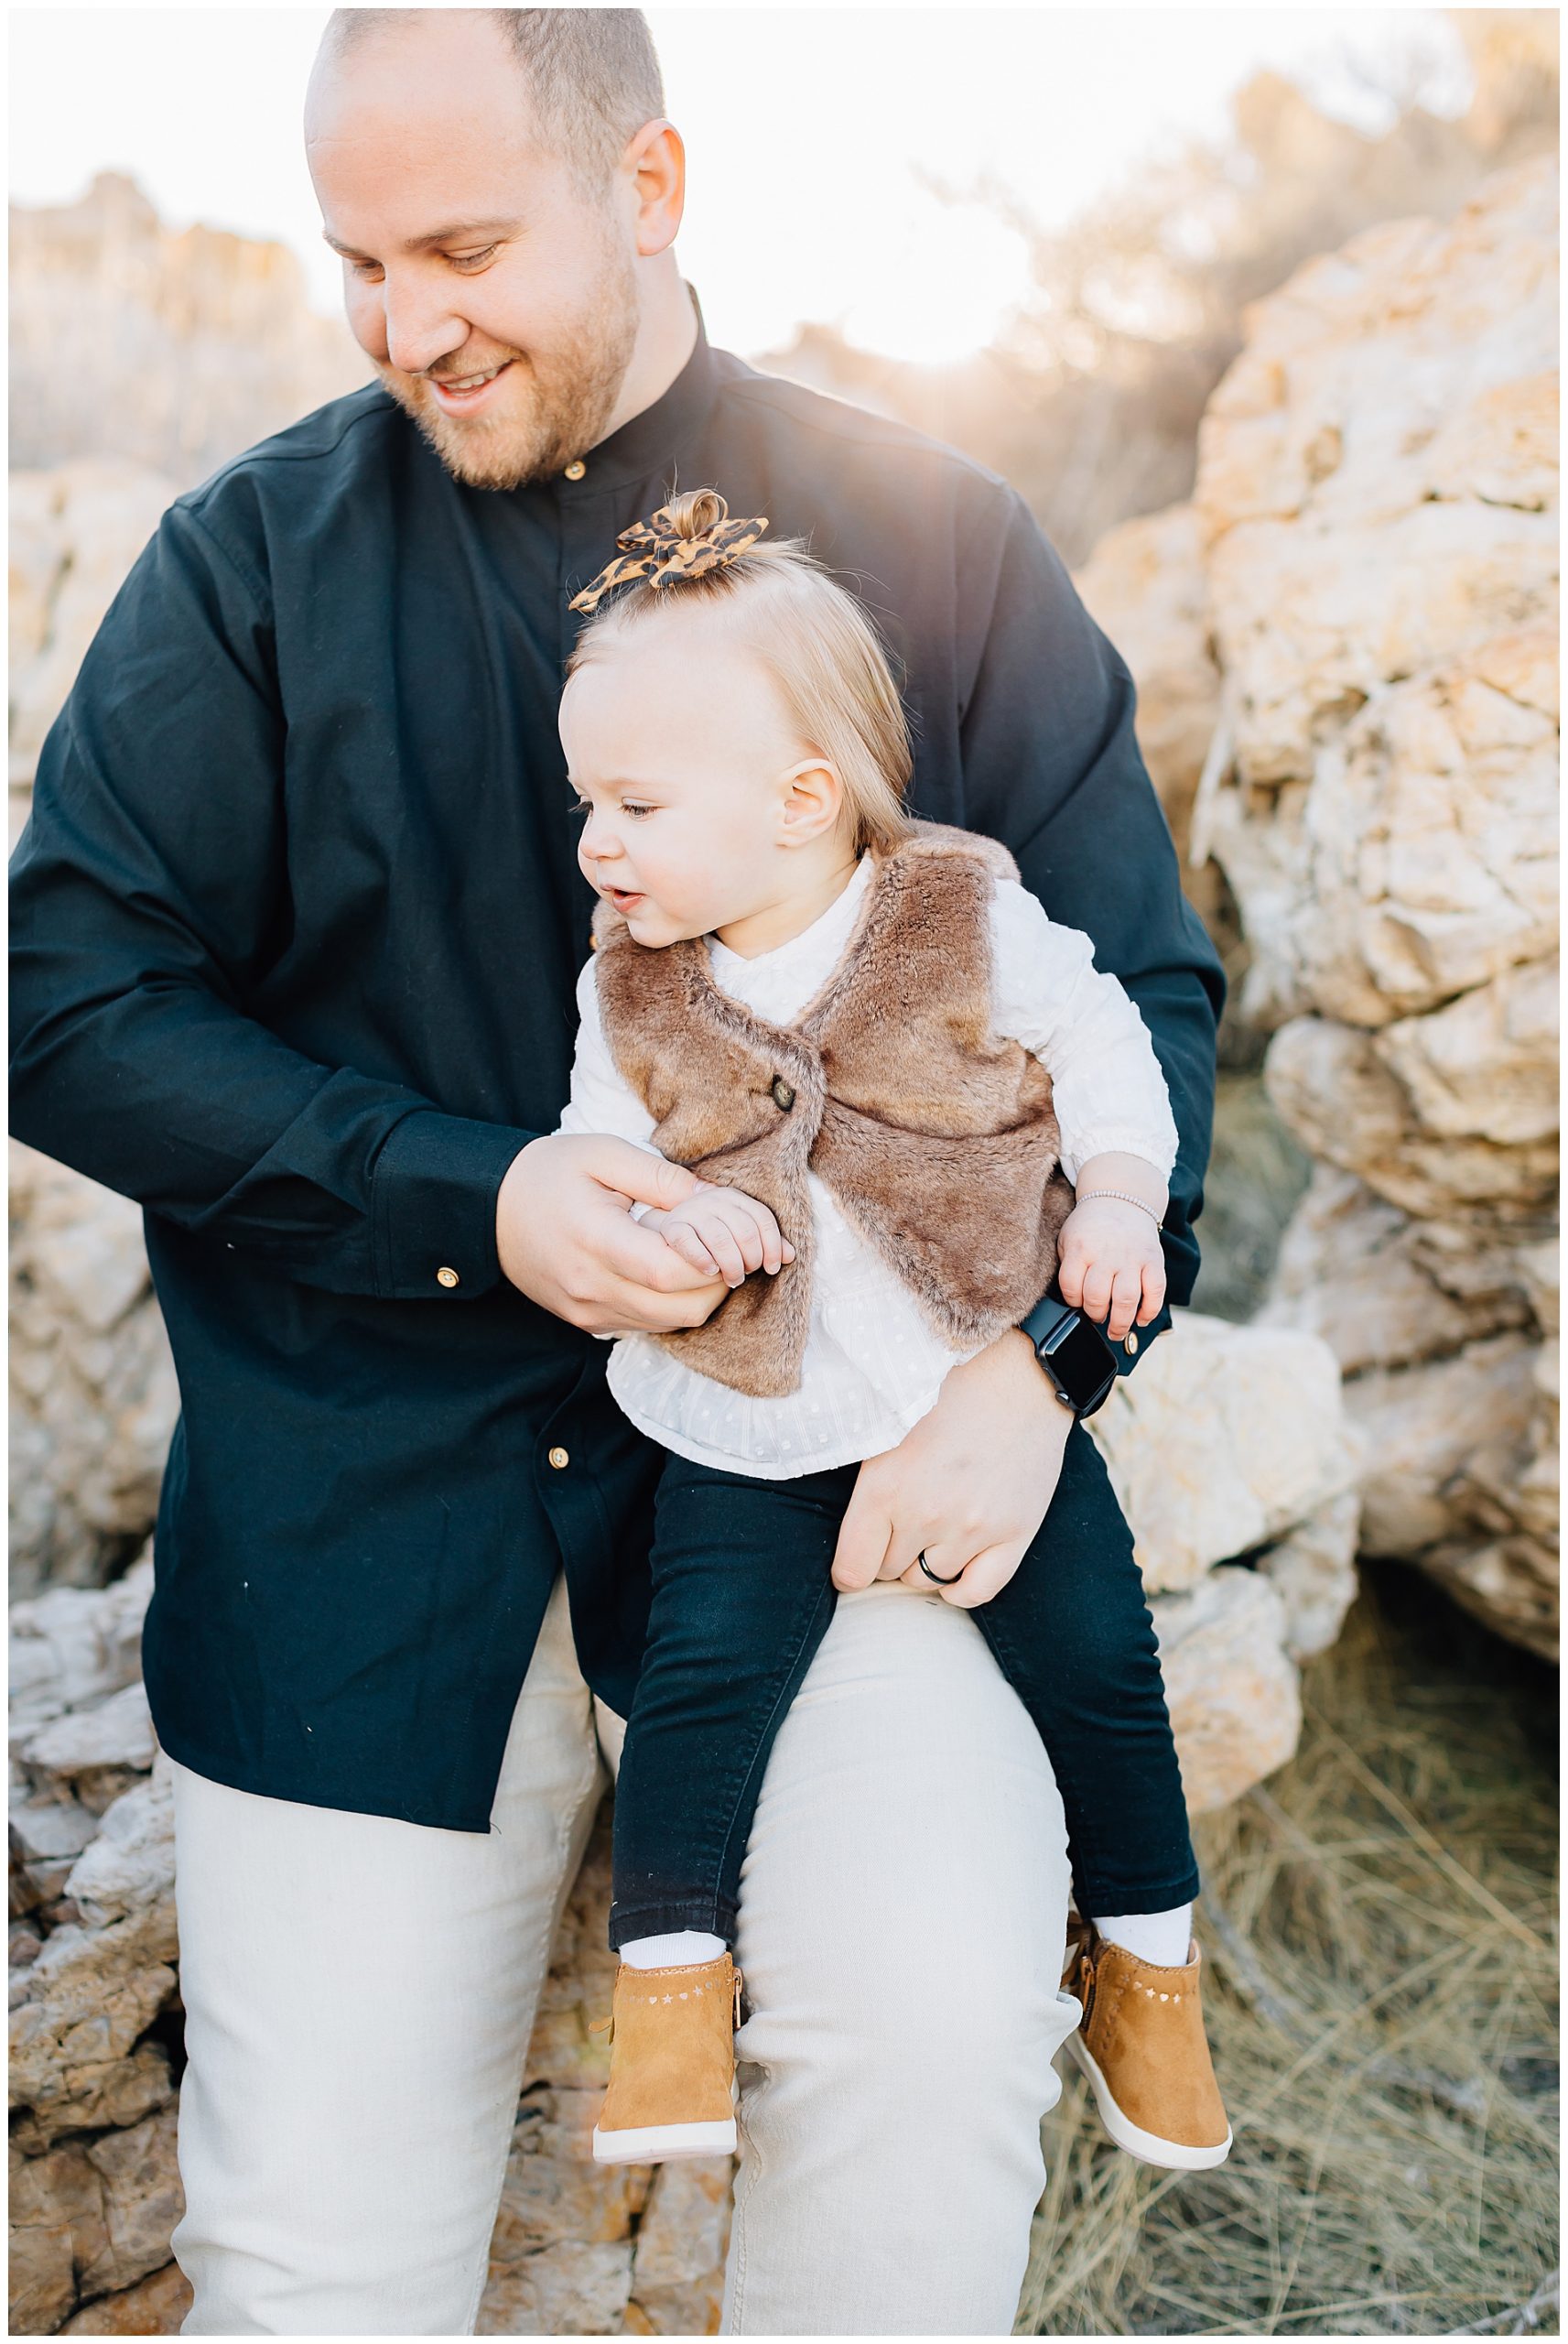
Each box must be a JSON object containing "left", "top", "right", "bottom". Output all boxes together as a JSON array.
[
  {"left": 10, "top": 1796, "right": 101, "bottom": 1872},
  {"left": 1455, "top": 11, "right": 1562, "bottom": 162},
  {"left": 1153, "top": 1568, "right": 1303, "bottom": 1816},
  {"left": 78, "top": 2107, "right": 185, "bottom": 2303},
  {"left": 626, "top": 2157, "right": 733, "bottom": 2336},
  {"left": 19, "top": 1686, "right": 157, "bottom": 1810},
  {"left": 60, "top": 2260, "right": 193, "bottom": 2335},
  {"left": 1089, "top": 1311, "right": 1357, "bottom": 1595},
  {"left": 475, "top": 2242, "right": 636, "bottom": 2337},
  {"left": 8, "top": 1904, "right": 178, "bottom": 2143},
  {"left": 8, "top": 462, "right": 179, "bottom": 793},
  {"left": 1263, "top": 993, "right": 1558, "bottom": 1223},
  {"left": 10, "top": 2135, "right": 108, "bottom": 2335},
  {"left": 67, "top": 1760, "right": 176, "bottom": 1932},
  {"left": 486, "top": 2089, "right": 651, "bottom": 2262},
  {"left": 1192, "top": 159, "right": 1559, "bottom": 1655},
  {"left": 9, "top": 1552, "right": 155, "bottom": 1734},
  {"left": 6, "top": 2109, "right": 183, "bottom": 2331},
  {"left": 1072, "top": 503, "right": 1221, "bottom": 859},
  {"left": 1206, "top": 645, "right": 1557, "bottom": 1032},
  {"left": 1257, "top": 1491, "right": 1362, "bottom": 1662},
  {"left": 10, "top": 1146, "right": 178, "bottom": 1592},
  {"left": 10, "top": 173, "right": 367, "bottom": 494},
  {"left": 9, "top": 1762, "right": 178, "bottom": 2145},
  {"left": 1261, "top": 1168, "right": 1535, "bottom": 1373},
  {"left": 1417, "top": 1532, "right": 1558, "bottom": 1661},
  {"left": 1351, "top": 1334, "right": 1541, "bottom": 1558}
]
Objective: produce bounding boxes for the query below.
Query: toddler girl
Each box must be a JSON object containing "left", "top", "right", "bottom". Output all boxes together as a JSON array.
[{"left": 557, "top": 491, "right": 1229, "bottom": 2176}]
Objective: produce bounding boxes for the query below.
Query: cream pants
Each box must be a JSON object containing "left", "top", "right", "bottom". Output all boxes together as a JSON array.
[{"left": 171, "top": 1578, "right": 1080, "bottom": 2336}]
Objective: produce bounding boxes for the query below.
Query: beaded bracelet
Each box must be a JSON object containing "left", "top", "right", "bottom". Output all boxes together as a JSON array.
[{"left": 1076, "top": 1188, "right": 1163, "bottom": 1224}]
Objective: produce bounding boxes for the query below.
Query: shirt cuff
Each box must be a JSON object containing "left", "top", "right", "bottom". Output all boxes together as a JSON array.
[
  {"left": 1059, "top": 1131, "right": 1179, "bottom": 1186},
  {"left": 371, "top": 1110, "right": 538, "bottom": 1301}
]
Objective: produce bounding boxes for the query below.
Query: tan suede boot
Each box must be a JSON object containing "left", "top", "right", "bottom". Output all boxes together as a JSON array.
[
  {"left": 590, "top": 1954, "right": 741, "bottom": 2165},
  {"left": 1062, "top": 1923, "right": 1232, "bottom": 2170}
]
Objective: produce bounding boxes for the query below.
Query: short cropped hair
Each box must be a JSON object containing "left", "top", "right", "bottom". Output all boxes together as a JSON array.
[
  {"left": 568, "top": 490, "right": 914, "bottom": 858},
  {"left": 320, "top": 9, "right": 665, "bottom": 187}
]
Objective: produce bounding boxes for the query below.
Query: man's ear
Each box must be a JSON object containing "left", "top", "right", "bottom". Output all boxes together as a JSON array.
[
  {"left": 778, "top": 759, "right": 844, "bottom": 848},
  {"left": 625, "top": 119, "right": 685, "bottom": 256}
]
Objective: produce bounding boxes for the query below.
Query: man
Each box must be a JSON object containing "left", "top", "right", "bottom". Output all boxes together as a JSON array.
[{"left": 10, "top": 10, "right": 1223, "bottom": 2334}]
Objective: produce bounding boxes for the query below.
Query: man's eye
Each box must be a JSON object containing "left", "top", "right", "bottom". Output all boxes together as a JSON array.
[
  {"left": 350, "top": 261, "right": 385, "bottom": 283},
  {"left": 449, "top": 246, "right": 498, "bottom": 270}
]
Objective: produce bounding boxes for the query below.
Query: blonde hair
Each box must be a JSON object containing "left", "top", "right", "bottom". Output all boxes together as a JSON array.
[{"left": 567, "top": 489, "right": 914, "bottom": 856}]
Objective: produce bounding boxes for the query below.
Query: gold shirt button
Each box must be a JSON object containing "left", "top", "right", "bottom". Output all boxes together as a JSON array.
[
  {"left": 1125, "top": 1329, "right": 1139, "bottom": 1354},
  {"left": 563, "top": 459, "right": 586, "bottom": 481},
  {"left": 436, "top": 1266, "right": 460, "bottom": 1289},
  {"left": 547, "top": 1446, "right": 570, "bottom": 1470}
]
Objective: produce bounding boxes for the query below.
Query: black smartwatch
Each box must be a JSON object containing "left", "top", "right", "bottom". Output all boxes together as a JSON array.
[{"left": 1019, "top": 1292, "right": 1119, "bottom": 1419}]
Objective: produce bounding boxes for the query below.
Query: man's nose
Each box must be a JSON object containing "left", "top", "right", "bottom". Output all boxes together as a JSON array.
[{"left": 379, "top": 277, "right": 469, "bottom": 378}]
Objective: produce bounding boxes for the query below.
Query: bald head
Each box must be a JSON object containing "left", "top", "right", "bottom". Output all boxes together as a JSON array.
[
  {"left": 315, "top": 7, "right": 665, "bottom": 191},
  {"left": 305, "top": 5, "right": 690, "bottom": 493}
]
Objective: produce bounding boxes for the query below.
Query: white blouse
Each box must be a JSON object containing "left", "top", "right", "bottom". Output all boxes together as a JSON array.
[{"left": 557, "top": 855, "right": 1178, "bottom": 1479}]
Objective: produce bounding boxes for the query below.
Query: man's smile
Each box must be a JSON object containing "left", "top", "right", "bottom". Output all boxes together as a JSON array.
[{"left": 427, "top": 360, "right": 516, "bottom": 416}]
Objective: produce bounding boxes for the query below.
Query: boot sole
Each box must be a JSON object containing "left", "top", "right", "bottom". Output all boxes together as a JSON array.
[
  {"left": 591, "top": 2117, "right": 737, "bottom": 2165},
  {"left": 1067, "top": 2033, "right": 1232, "bottom": 2170}
]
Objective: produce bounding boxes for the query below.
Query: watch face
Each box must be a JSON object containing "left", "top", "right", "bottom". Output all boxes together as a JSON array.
[{"left": 1044, "top": 1315, "right": 1118, "bottom": 1411}]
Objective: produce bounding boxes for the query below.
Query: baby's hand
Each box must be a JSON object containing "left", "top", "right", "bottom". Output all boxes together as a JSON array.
[
  {"left": 1056, "top": 1197, "right": 1166, "bottom": 1343},
  {"left": 639, "top": 1182, "right": 795, "bottom": 1290}
]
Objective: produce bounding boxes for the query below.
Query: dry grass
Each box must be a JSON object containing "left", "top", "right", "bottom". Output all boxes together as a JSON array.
[{"left": 1016, "top": 1564, "right": 1560, "bottom": 2337}]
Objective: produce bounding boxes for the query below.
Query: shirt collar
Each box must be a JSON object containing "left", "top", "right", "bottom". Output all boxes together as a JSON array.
[{"left": 554, "top": 287, "right": 719, "bottom": 500}]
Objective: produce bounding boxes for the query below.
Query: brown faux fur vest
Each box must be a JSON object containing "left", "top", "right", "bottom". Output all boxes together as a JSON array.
[{"left": 592, "top": 821, "right": 1076, "bottom": 1399}]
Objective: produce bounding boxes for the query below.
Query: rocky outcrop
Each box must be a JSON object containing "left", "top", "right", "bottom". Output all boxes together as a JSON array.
[
  {"left": 1072, "top": 503, "right": 1230, "bottom": 941},
  {"left": 1089, "top": 1310, "right": 1359, "bottom": 1813},
  {"left": 6, "top": 1557, "right": 736, "bottom": 2337},
  {"left": 9, "top": 173, "right": 366, "bottom": 493},
  {"left": 1189, "top": 157, "right": 1559, "bottom": 1655},
  {"left": 10, "top": 462, "right": 180, "bottom": 805},
  {"left": 10, "top": 1147, "right": 179, "bottom": 1596}
]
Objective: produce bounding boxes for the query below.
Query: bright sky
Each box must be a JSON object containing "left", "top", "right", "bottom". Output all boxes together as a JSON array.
[{"left": 9, "top": 5, "right": 1471, "bottom": 365}]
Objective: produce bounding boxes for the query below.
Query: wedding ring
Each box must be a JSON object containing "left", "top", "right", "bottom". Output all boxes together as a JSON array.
[{"left": 916, "top": 1550, "right": 965, "bottom": 1586}]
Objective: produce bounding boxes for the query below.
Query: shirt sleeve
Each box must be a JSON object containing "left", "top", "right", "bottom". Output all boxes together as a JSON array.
[
  {"left": 556, "top": 960, "right": 661, "bottom": 1151},
  {"left": 8, "top": 499, "right": 535, "bottom": 1304},
  {"left": 989, "top": 881, "right": 1179, "bottom": 1185}
]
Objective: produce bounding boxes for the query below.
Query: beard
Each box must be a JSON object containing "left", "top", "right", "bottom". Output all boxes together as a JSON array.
[{"left": 377, "top": 238, "right": 640, "bottom": 492}]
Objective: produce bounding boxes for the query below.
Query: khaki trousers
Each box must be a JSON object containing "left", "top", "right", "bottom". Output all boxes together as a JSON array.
[{"left": 171, "top": 1578, "right": 1080, "bottom": 2336}]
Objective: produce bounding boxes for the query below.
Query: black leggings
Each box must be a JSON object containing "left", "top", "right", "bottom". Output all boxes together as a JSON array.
[{"left": 609, "top": 1423, "right": 1201, "bottom": 1948}]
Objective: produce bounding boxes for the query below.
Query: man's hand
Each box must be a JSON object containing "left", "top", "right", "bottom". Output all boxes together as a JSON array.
[
  {"left": 496, "top": 1134, "right": 729, "bottom": 1335},
  {"left": 640, "top": 1183, "right": 795, "bottom": 1288},
  {"left": 831, "top": 1330, "right": 1076, "bottom": 1610}
]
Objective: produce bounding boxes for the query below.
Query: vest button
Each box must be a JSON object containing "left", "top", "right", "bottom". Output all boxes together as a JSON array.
[{"left": 771, "top": 1077, "right": 796, "bottom": 1112}]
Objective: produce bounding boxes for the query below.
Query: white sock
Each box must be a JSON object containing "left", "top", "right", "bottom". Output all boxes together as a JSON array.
[
  {"left": 618, "top": 1929, "right": 727, "bottom": 1970},
  {"left": 1091, "top": 1904, "right": 1193, "bottom": 1968}
]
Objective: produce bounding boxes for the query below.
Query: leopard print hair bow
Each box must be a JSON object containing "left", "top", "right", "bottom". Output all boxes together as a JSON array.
[{"left": 568, "top": 495, "right": 770, "bottom": 614}]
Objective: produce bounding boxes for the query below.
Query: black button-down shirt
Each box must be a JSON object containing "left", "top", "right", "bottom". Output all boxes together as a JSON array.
[{"left": 10, "top": 319, "right": 1223, "bottom": 1829}]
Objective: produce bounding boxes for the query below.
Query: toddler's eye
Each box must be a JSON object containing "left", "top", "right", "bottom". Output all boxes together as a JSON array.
[{"left": 622, "top": 802, "right": 656, "bottom": 821}]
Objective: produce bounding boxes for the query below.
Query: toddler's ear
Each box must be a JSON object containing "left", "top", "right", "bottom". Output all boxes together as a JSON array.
[{"left": 777, "top": 758, "right": 842, "bottom": 847}]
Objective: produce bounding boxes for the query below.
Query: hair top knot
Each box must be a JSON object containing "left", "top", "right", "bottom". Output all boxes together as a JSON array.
[{"left": 568, "top": 490, "right": 770, "bottom": 614}]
